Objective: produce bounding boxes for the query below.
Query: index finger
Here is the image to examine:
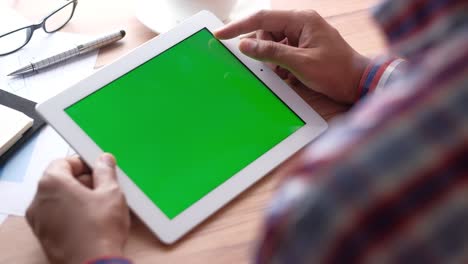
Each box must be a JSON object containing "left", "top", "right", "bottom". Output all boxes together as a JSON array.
[
  {"left": 66, "top": 156, "right": 91, "bottom": 176},
  {"left": 42, "top": 158, "right": 90, "bottom": 191},
  {"left": 214, "top": 10, "right": 303, "bottom": 40},
  {"left": 46, "top": 158, "right": 88, "bottom": 179}
]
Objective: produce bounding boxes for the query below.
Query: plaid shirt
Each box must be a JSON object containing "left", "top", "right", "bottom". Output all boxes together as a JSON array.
[{"left": 255, "top": 0, "right": 468, "bottom": 263}]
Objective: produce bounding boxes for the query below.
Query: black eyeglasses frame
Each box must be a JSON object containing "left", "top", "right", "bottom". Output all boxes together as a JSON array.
[{"left": 0, "top": 0, "right": 78, "bottom": 56}]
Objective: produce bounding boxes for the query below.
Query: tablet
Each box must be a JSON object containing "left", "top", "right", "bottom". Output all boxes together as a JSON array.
[{"left": 36, "top": 11, "right": 327, "bottom": 244}]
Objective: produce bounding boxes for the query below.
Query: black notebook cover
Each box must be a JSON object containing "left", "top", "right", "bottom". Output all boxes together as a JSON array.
[{"left": 0, "top": 89, "right": 45, "bottom": 166}]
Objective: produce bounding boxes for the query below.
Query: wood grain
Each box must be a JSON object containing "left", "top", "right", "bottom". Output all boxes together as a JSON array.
[{"left": 0, "top": 0, "right": 383, "bottom": 263}]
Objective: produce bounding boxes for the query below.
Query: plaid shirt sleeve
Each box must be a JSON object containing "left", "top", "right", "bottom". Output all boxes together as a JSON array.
[
  {"left": 357, "top": 56, "right": 406, "bottom": 98},
  {"left": 86, "top": 257, "right": 132, "bottom": 264}
]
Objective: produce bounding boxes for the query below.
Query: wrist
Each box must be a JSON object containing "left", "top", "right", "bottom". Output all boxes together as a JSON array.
[
  {"left": 85, "top": 256, "right": 132, "bottom": 264},
  {"left": 71, "top": 239, "right": 124, "bottom": 264}
]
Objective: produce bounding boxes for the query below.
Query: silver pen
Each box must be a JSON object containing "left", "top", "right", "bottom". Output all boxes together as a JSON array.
[{"left": 7, "top": 30, "right": 126, "bottom": 76}]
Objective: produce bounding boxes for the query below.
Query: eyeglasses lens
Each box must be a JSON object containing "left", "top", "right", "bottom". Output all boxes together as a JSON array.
[
  {"left": 0, "top": 28, "right": 30, "bottom": 55},
  {"left": 44, "top": 3, "right": 74, "bottom": 33}
]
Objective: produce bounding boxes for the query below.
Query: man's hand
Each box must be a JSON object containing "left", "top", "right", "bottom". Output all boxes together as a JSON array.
[
  {"left": 26, "top": 154, "right": 130, "bottom": 264},
  {"left": 215, "top": 10, "right": 370, "bottom": 104}
]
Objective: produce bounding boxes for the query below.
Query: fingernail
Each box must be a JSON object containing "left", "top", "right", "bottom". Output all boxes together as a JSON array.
[
  {"left": 99, "top": 153, "right": 115, "bottom": 167},
  {"left": 240, "top": 39, "right": 257, "bottom": 53}
]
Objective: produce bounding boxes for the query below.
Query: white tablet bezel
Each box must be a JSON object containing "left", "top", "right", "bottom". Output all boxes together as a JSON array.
[{"left": 36, "top": 11, "right": 328, "bottom": 244}]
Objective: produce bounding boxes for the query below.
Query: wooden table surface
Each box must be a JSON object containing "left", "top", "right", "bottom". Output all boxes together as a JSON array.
[{"left": 0, "top": 0, "right": 384, "bottom": 263}]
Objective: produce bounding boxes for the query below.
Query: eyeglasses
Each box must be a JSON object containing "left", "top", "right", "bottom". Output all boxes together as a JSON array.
[{"left": 0, "top": 0, "right": 78, "bottom": 56}]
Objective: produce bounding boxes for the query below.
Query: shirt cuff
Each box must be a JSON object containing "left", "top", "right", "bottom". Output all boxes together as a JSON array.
[
  {"left": 357, "top": 56, "right": 404, "bottom": 98},
  {"left": 85, "top": 257, "right": 132, "bottom": 264}
]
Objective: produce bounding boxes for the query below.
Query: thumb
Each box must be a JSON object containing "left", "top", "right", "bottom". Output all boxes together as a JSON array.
[
  {"left": 239, "top": 38, "right": 299, "bottom": 69},
  {"left": 93, "top": 153, "right": 118, "bottom": 189}
]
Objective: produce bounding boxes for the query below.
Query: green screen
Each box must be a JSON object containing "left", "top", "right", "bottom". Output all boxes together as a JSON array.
[{"left": 66, "top": 29, "right": 305, "bottom": 219}]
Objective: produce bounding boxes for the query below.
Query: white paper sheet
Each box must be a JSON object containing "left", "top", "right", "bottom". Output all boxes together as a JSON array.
[
  {"left": 0, "top": 8, "right": 98, "bottom": 216},
  {"left": 0, "top": 127, "right": 71, "bottom": 215}
]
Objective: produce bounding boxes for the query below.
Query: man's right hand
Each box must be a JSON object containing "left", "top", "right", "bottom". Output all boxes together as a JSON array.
[
  {"left": 26, "top": 154, "right": 130, "bottom": 264},
  {"left": 215, "top": 10, "right": 370, "bottom": 104}
]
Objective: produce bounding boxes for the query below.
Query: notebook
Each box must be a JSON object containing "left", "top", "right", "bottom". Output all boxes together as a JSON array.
[
  {"left": 0, "top": 89, "right": 45, "bottom": 165},
  {"left": 0, "top": 105, "right": 33, "bottom": 156}
]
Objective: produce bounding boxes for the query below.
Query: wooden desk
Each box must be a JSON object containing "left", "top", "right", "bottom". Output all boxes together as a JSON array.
[{"left": 0, "top": 0, "right": 384, "bottom": 263}]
